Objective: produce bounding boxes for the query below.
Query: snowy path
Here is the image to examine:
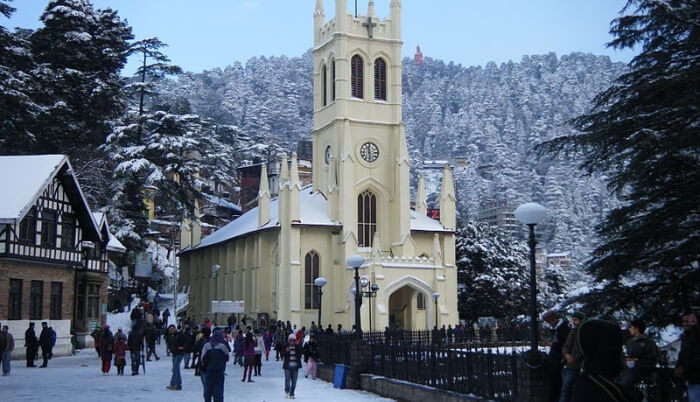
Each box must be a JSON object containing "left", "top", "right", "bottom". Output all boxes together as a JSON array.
[{"left": 0, "top": 342, "right": 392, "bottom": 402}]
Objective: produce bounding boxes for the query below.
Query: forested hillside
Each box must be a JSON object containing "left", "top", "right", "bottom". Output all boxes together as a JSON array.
[{"left": 156, "top": 52, "right": 626, "bottom": 282}]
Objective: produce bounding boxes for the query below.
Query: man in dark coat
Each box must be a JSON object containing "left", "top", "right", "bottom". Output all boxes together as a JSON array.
[
  {"left": 39, "top": 322, "right": 53, "bottom": 368},
  {"left": 571, "top": 319, "right": 634, "bottom": 402},
  {"left": 543, "top": 311, "right": 570, "bottom": 402},
  {"left": 619, "top": 319, "right": 658, "bottom": 392},
  {"left": 127, "top": 325, "right": 144, "bottom": 375},
  {"left": 166, "top": 324, "right": 187, "bottom": 390},
  {"left": 25, "top": 323, "right": 38, "bottom": 367},
  {"left": 145, "top": 323, "right": 159, "bottom": 361},
  {"left": 200, "top": 329, "right": 230, "bottom": 402},
  {"left": 182, "top": 326, "right": 195, "bottom": 369},
  {"left": 676, "top": 312, "right": 700, "bottom": 402}
]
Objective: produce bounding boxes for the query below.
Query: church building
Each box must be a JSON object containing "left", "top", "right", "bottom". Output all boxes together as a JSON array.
[{"left": 180, "top": 0, "right": 458, "bottom": 331}]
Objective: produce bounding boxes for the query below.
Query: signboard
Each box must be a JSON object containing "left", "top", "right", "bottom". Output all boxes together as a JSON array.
[
  {"left": 211, "top": 300, "right": 244, "bottom": 313},
  {"left": 134, "top": 252, "right": 152, "bottom": 278},
  {"left": 427, "top": 208, "right": 440, "bottom": 220}
]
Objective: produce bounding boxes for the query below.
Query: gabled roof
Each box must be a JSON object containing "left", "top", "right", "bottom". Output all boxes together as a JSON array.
[
  {"left": 0, "top": 154, "right": 101, "bottom": 241},
  {"left": 92, "top": 212, "right": 127, "bottom": 253},
  {"left": 187, "top": 185, "right": 450, "bottom": 253}
]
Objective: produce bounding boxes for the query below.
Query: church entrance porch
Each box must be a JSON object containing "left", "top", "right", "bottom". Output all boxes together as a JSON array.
[{"left": 387, "top": 285, "right": 429, "bottom": 330}]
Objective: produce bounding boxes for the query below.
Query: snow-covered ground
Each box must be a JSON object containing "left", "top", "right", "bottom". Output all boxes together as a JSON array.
[{"left": 0, "top": 341, "right": 392, "bottom": 402}]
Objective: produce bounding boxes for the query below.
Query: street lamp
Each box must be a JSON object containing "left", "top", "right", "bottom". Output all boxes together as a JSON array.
[
  {"left": 314, "top": 277, "right": 327, "bottom": 329},
  {"left": 514, "top": 202, "right": 547, "bottom": 354},
  {"left": 347, "top": 255, "right": 365, "bottom": 334},
  {"left": 432, "top": 292, "right": 440, "bottom": 328},
  {"left": 360, "top": 278, "right": 380, "bottom": 332}
]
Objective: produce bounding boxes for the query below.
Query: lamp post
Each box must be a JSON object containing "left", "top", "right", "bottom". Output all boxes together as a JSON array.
[
  {"left": 360, "top": 277, "right": 380, "bottom": 332},
  {"left": 211, "top": 264, "right": 221, "bottom": 324},
  {"left": 347, "top": 255, "right": 365, "bottom": 334},
  {"left": 314, "top": 277, "right": 327, "bottom": 328},
  {"left": 432, "top": 292, "right": 440, "bottom": 328},
  {"left": 514, "top": 202, "right": 547, "bottom": 354}
]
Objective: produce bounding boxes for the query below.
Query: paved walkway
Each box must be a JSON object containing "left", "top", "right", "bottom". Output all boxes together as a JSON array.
[{"left": 0, "top": 342, "right": 392, "bottom": 402}]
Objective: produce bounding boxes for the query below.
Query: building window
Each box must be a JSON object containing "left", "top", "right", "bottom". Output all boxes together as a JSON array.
[
  {"left": 9, "top": 278, "right": 22, "bottom": 320},
  {"left": 30, "top": 280, "right": 43, "bottom": 320},
  {"left": 50, "top": 282, "right": 63, "bottom": 320},
  {"left": 357, "top": 190, "right": 377, "bottom": 247},
  {"left": 88, "top": 284, "right": 100, "bottom": 319},
  {"left": 331, "top": 59, "right": 336, "bottom": 101},
  {"left": 351, "top": 55, "right": 364, "bottom": 98},
  {"left": 61, "top": 214, "right": 75, "bottom": 250},
  {"left": 19, "top": 207, "right": 37, "bottom": 245},
  {"left": 322, "top": 64, "right": 328, "bottom": 106},
  {"left": 374, "top": 58, "right": 387, "bottom": 100},
  {"left": 41, "top": 209, "right": 57, "bottom": 248},
  {"left": 76, "top": 281, "right": 86, "bottom": 320},
  {"left": 417, "top": 293, "right": 426, "bottom": 310},
  {"left": 304, "top": 251, "right": 320, "bottom": 309}
]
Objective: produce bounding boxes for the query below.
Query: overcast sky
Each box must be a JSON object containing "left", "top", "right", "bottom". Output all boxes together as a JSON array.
[{"left": 7, "top": 0, "right": 637, "bottom": 75}]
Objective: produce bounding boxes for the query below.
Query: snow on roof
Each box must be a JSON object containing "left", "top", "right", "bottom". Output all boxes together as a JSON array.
[
  {"left": 93, "top": 212, "right": 127, "bottom": 253},
  {"left": 192, "top": 185, "right": 449, "bottom": 252},
  {"left": 203, "top": 193, "right": 242, "bottom": 212},
  {"left": 0, "top": 154, "right": 67, "bottom": 223}
]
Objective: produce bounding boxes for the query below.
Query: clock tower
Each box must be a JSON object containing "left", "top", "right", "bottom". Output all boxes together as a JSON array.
[{"left": 312, "top": 0, "right": 413, "bottom": 257}]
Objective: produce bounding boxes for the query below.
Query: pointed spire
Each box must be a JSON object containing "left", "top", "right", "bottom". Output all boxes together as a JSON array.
[
  {"left": 258, "top": 163, "right": 270, "bottom": 227},
  {"left": 290, "top": 152, "right": 301, "bottom": 189},
  {"left": 368, "top": 0, "right": 376, "bottom": 18},
  {"left": 439, "top": 165, "right": 456, "bottom": 230},
  {"left": 433, "top": 233, "right": 442, "bottom": 262},
  {"left": 315, "top": 0, "right": 324, "bottom": 14},
  {"left": 390, "top": 0, "right": 401, "bottom": 39},
  {"left": 335, "top": 0, "right": 347, "bottom": 31},
  {"left": 416, "top": 174, "right": 427, "bottom": 216},
  {"left": 279, "top": 153, "right": 289, "bottom": 188}
]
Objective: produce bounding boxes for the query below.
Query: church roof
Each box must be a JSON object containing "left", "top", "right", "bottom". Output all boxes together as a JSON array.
[{"left": 189, "top": 184, "right": 449, "bottom": 252}]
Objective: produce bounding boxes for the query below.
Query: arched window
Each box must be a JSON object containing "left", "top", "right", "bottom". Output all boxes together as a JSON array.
[
  {"left": 351, "top": 55, "right": 364, "bottom": 99},
  {"left": 374, "top": 58, "right": 387, "bottom": 101},
  {"left": 357, "top": 190, "right": 376, "bottom": 247},
  {"left": 322, "top": 64, "right": 328, "bottom": 106},
  {"left": 304, "top": 251, "right": 320, "bottom": 309},
  {"left": 417, "top": 293, "right": 426, "bottom": 310},
  {"left": 331, "top": 59, "right": 336, "bottom": 101}
]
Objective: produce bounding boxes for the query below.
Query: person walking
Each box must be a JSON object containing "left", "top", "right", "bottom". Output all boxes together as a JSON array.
[
  {"left": 274, "top": 327, "right": 286, "bottom": 361},
  {"left": 234, "top": 329, "right": 245, "bottom": 366},
  {"left": 39, "top": 322, "right": 53, "bottom": 368},
  {"left": 1, "top": 325, "right": 14, "bottom": 375},
  {"left": 200, "top": 329, "right": 230, "bottom": 402},
  {"left": 676, "top": 311, "right": 700, "bottom": 402},
  {"left": 303, "top": 334, "right": 319, "bottom": 380},
  {"left": 0, "top": 324, "right": 5, "bottom": 372},
  {"left": 241, "top": 332, "right": 257, "bottom": 382},
  {"left": 25, "top": 322, "right": 38, "bottom": 367},
  {"left": 560, "top": 312, "right": 584, "bottom": 402},
  {"left": 166, "top": 324, "right": 187, "bottom": 391},
  {"left": 263, "top": 329, "right": 273, "bottom": 361},
  {"left": 145, "top": 323, "right": 159, "bottom": 361},
  {"left": 114, "top": 331, "right": 127, "bottom": 376},
  {"left": 254, "top": 330, "right": 263, "bottom": 376},
  {"left": 283, "top": 333, "right": 303, "bottom": 399},
  {"left": 162, "top": 308, "right": 170, "bottom": 326},
  {"left": 193, "top": 327, "right": 211, "bottom": 398},
  {"left": 99, "top": 326, "right": 114, "bottom": 375},
  {"left": 127, "top": 325, "right": 144, "bottom": 375}
]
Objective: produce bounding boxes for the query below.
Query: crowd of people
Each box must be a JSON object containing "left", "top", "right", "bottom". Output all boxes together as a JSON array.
[{"left": 543, "top": 310, "right": 700, "bottom": 402}]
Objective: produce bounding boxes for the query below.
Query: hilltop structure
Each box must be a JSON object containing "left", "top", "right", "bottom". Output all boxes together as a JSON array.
[{"left": 180, "top": 0, "right": 458, "bottom": 331}]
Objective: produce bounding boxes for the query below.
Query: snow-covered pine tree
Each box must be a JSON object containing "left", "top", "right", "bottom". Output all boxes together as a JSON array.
[
  {"left": 0, "top": 0, "right": 38, "bottom": 153},
  {"left": 537, "top": 0, "right": 700, "bottom": 326},
  {"left": 456, "top": 221, "right": 530, "bottom": 322},
  {"left": 29, "top": 0, "right": 132, "bottom": 154}
]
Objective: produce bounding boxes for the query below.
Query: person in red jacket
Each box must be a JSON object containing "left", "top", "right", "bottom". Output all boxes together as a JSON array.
[{"left": 113, "top": 330, "right": 127, "bottom": 376}]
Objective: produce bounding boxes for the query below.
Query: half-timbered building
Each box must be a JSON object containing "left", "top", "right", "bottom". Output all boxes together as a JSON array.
[{"left": 0, "top": 154, "right": 109, "bottom": 356}]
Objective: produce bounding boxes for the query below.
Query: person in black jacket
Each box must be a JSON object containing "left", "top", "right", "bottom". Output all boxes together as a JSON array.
[
  {"left": 182, "top": 326, "right": 195, "bottom": 369},
  {"left": 39, "top": 322, "right": 53, "bottom": 368},
  {"left": 165, "top": 325, "right": 187, "bottom": 391},
  {"left": 571, "top": 319, "right": 634, "bottom": 402},
  {"left": 619, "top": 319, "right": 658, "bottom": 392},
  {"left": 200, "top": 329, "right": 230, "bottom": 402},
  {"left": 25, "top": 323, "right": 38, "bottom": 367},
  {"left": 193, "top": 326, "right": 211, "bottom": 396},
  {"left": 676, "top": 312, "right": 700, "bottom": 402},
  {"left": 543, "top": 311, "right": 570, "bottom": 402},
  {"left": 145, "top": 323, "right": 159, "bottom": 361},
  {"left": 127, "top": 325, "right": 144, "bottom": 375}
]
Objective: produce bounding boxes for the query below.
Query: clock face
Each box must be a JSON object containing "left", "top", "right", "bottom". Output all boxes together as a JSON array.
[
  {"left": 360, "top": 142, "right": 379, "bottom": 163},
  {"left": 325, "top": 146, "right": 332, "bottom": 165}
]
